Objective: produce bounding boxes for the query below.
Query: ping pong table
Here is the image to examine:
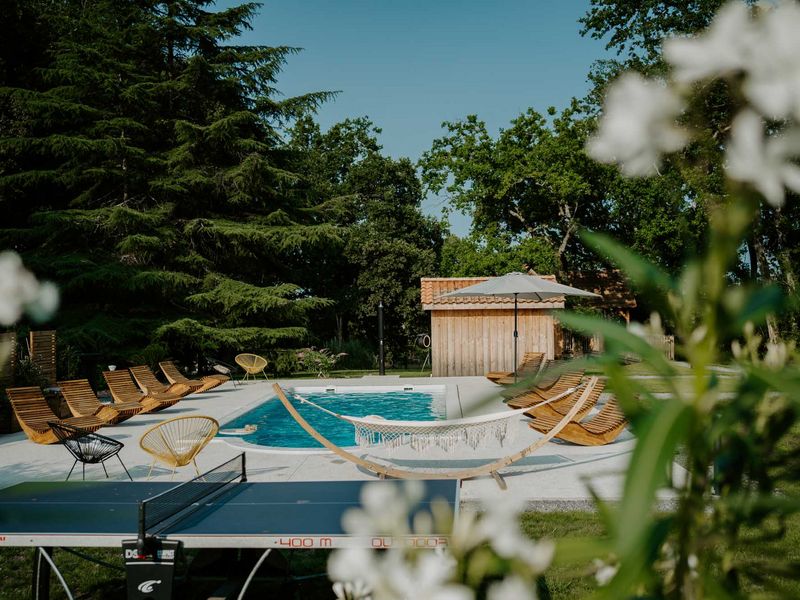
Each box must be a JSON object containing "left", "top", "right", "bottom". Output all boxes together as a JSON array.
[{"left": 0, "top": 453, "right": 459, "bottom": 600}]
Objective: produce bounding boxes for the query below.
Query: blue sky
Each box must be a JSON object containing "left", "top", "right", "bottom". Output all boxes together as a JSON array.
[{"left": 218, "top": 0, "right": 610, "bottom": 234}]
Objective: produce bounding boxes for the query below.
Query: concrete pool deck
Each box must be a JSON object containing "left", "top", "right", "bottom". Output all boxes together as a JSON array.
[{"left": 0, "top": 376, "right": 685, "bottom": 510}]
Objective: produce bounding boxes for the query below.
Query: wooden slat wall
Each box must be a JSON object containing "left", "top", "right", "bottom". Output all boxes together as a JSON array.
[
  {"left": 0, "top": 332, "right": 16, "bottom": 388},
  {"left": 431, "top": 309, "right": 556, "bottom": 376},
  {"left": 29, "top": 330, "right": 56, "bottom": 385}
]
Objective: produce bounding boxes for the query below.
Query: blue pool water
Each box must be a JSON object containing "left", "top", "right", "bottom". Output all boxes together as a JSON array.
[{"left": 220, "top": 386, "right": 446, "bottom": 448}]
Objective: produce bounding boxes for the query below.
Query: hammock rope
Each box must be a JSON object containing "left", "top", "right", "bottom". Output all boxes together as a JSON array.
[{"left": 290, "top": 384, "right": 583, "bottom": 453}]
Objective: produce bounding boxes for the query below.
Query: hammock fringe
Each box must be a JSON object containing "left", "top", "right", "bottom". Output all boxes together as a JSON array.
[{"left": 289, "top": 386, "right": 584, "bottom": 453}]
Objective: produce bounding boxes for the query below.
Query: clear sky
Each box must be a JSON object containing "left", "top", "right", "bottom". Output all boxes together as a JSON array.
[{"left": 218, "top": 0, "right": 610, "bottom": 235}]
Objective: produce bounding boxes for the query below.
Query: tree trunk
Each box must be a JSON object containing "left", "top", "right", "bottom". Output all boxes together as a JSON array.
[
  {"left": 752, "top": 234, "right": 780, "bottom": 343},
  {"left": 335, "top": 313, "right": 344, "bottom": 345}
]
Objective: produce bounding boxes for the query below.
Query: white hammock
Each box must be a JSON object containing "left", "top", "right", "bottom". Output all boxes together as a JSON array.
[{"left": 290, "top": 385, "right": 580, "bottom": 453}]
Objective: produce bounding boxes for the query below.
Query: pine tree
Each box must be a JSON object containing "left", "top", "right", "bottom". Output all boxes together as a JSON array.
[{"left": 0, "top": 0, "right": 337, "bottom": 367}]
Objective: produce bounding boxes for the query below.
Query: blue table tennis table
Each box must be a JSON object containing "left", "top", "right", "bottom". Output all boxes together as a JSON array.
[{"left": 0, "top": 453, "right": 459, "bottom": 600}]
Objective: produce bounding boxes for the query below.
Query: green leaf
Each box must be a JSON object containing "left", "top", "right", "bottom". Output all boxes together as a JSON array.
[{"left": 599, "top": 399, "right": 692, "bottom": 597}]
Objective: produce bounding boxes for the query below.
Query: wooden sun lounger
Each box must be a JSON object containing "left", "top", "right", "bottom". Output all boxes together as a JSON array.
[
  {"left": 103, "top": 370, "right": 183, "bottom": 413},
  {"left": 505, "top": 369, "right": 585, "bottom": 410},
  {"left": 528, "top": 397, "right": 628, "bottom": 446},
  {"left": 486, "top": 352, "right": 545, "bottom": 384},
  {"left": 129, "top": 365, "right": 198, "bottom": 396},
  {"left": 6, "top": 386, "right": 105, "bottom": 444},
  {"left": 159, "top": 361, "right": 228, "bottom": 393},
  {"left": 58, "top": 379, "right": 144, "bottom": 424},
  {"left": 525, "top": 378, "right": 605, "bottom": 421}
]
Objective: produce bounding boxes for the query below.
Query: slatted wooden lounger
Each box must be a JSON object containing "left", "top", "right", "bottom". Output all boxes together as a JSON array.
[
  {"left": 486, "top": 352, "right": 545, "bottom": 384},
  {"left": 505, "top": 369, "right": 585, "bottom": 410},
  {"left": 6, "top": 386, "right": 105, "bottom": 444},
  {"left": 58, "top": 379, "right": 144, "bottom": 424},
  {"left": 129, "top": 365, "right": 199, "bottom": 395},
  {"left": 158, "top": 361, "right": 228, "bottom": 393},
  {"left": 528, "top": 396, "right": 628, "bottom": 446},
  {"left": 525, "top": 378, "right": 605, "bottom": 421},
  {"left": 102, "top": 370, "right": 184, "bottom": 413}
]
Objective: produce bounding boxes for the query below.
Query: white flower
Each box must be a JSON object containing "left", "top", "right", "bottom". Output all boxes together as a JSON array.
[
  {"left": 0, "top": 251, "right": 59, "bottom": 326},
  {"left": 663, "top": 2, "right": 755, "bottom": 83},
  {"left": 329, "top": 548, "right": 377, "bottom": 585},
  {"left": 487, "top": 575, "right": 536, "bottom": 600},
  {"left": 341, "top": 481, "right": 423, "bottom": 537},
  {"left": 743, "top": 1, "right": 800, "bottom": 120},
  {"left": 333, "top": 580, "right": 374, "bottom": 600},
  {"left": 725, "top": 109, "right": 800, "bottom": 206},
  {"left": 382, "top": 551, "right": 471, "bottom": 600},
  {"left": 452, "top": 490, "right": 553, "bottom": 572},
  {"left": 587, "top": 73, "right": 688, "bottom": 176},
  {"left": 593, "top": 558, "right": 619, "bottom": 586}
]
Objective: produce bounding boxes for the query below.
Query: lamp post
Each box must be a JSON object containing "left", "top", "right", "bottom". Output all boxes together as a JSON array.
[{"left": 378, "top": 300, "right": 385, "bottom": 375}]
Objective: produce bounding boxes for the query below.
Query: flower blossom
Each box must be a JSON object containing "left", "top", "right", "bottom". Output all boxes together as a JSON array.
[
  {"left": 593, "top": 558, "right": 619, "bottom": 586},
  {"left": 725, "top": 109, "right": 800, "bottom": 207},
  {"left": 472, "top": 489, "right": 554, "bottom": 572},
  {"left": 663, "top": 2, "right": 754, "bottom": 83},
  {"left": 487, "top": 575, "right": 536, "bottom": 600},
  {"left": 586, "top": 73, "right": 688, "bottom": 176},
  {"left": 0, "top": 251, "right": 59, "bottom": 326},
  {"left": 742, "top": 1, "right": 800, "bottom": 120}
]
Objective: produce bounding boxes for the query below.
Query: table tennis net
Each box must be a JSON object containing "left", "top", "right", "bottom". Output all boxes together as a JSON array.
[{"left": 140, "top": 453, "right": 245, "bottom": 537}]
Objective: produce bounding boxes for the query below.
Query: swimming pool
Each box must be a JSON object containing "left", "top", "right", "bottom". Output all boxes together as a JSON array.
[{"left": 220, "top": 385, "right": 447, "bottom": 449}]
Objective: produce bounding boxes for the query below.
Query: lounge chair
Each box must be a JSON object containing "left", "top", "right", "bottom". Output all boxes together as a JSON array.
[
  {"left": 140, "top": 415, "right": 219, "bottom": 479},
  {"left": 486, "top": 352, "right": 544, "bottom": 384},
  {"left": 235, "top": 353, "right": 268, "bottom": 381},
  {"left": 159, "top": 360, "right": 228, "bottom": 393},
  {"left": 129, "top": 365, "right": 198, "bottom": 395},
  {"left": 103, "top": 370, "right": 183, "bottom": 413},
  {"left": 528, "top": 396, "right": 628, "bottom": 446},
  {"left": 49, "top": 422, "right": 132, "bottom": 481},
  {"left": 58, "top": 379, "right": 144, "bottom": 424},
  {"left": 6, "top": 386, "right": 105, "bottom": 444},
  {"left": 505, "top": 368, "right": 585, "bottom": 409},
  {"left": 524, "top": 378, "right": 605, "bottom": 421}
]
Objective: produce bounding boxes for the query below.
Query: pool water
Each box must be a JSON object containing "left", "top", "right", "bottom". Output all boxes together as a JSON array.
[{"left": 220, "top": 386, "right": 446, "bottom": 448}]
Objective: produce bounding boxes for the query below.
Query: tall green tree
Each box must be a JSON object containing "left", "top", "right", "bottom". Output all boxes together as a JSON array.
[
  {"left": 0, "top": 0, "right": 337, "bottom": 365},
  {"left": 288, "top": 117, "right": 445, "bottom": 359},
  {"left": 580, "top": 0, "right": 799, "bottom": 340},
  {"left": 420, "top": 104, "right": 612, "bottom": 272},
  {"left": 438, "top": 230, "right": 558, "bottom": 277}
]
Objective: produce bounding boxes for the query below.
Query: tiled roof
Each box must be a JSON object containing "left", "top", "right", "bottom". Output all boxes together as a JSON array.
[{"left": 421, "top": 276, "right": 565, "bottom": 311}]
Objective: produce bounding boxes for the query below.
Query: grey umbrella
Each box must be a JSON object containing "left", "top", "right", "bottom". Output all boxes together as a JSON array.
[{"left": 441, "top": 272, "right": 600, "bottom": 380}]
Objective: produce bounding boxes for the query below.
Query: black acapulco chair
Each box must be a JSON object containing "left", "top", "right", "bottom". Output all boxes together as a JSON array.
[{"left": 48, "top": 422, "right": 133, "bottom": 481}]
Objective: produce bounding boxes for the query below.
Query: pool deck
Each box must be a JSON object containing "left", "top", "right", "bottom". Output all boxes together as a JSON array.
[{"left": 0, "top": 376, "right": 685, "bottom": 511}]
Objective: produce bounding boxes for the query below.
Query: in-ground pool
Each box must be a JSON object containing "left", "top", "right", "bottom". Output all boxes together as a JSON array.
[{"left": 220, "top": 386, "right": 447, "bottom": 448}]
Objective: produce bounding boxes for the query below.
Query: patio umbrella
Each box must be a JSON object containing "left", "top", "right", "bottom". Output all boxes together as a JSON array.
[{"left": 441, "top": 272, "right": 600, "bottom": 381}]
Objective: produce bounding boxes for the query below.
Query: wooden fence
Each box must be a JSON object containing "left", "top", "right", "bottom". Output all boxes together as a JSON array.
[{"left": 560, "top": 328, "right": 675, "bottom": 361}]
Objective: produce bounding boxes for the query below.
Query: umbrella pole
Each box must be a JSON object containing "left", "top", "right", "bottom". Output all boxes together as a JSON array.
[{"left": 514, "top": 293, "right": 518, "bottom": 383}]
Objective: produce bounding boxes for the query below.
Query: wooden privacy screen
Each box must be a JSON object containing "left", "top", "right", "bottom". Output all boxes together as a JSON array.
[
  {"left": 29, "top": 330, "right": 56, "bottom": 385},
  {"left": 0, "top": 331, "right": 16, "bottom": 388}
]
